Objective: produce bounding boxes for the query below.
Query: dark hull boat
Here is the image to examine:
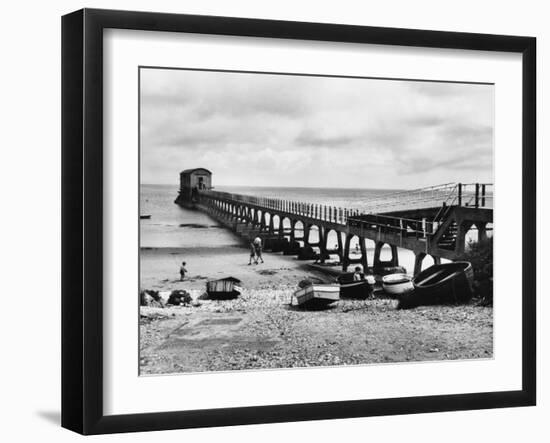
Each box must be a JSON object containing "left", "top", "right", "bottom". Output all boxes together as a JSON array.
[
  {"left": 399, "top": 261, "right": 474, "bottom": 309},
  {"left": 206, "top": 277, "right": 242, "bottom": 300},
  {"left": 337, "top": 273, "right": 374, "bottom": 299},
  {"left": 140, "top": 214, "right": 151, "bottom": 219}
]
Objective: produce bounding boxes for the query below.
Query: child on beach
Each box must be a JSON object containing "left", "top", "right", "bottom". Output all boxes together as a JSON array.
[
  {"left": 179, "top": 261, "right": 187, "bottom": 281},
  {"left": 353, "top": 266, "right": 364, "bottom": 281}
]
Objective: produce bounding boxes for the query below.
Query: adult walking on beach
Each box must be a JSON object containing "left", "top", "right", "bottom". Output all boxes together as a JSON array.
[
  {"left": 253, "top": 236, "right": 264, "bottom": 264},
  {"left": 248, "top": 242, "right": 257, "bottom": 265}
]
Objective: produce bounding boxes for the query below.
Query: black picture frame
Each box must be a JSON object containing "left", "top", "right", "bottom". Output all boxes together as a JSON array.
[{"left": 61, "top": 8, "right": 536, "bottom": 435}]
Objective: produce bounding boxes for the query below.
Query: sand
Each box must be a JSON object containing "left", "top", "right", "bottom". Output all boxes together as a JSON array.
[
  {"left": 139, "top": 245, "right": 493, "bottom": 375},
  {"left": 140, "top": 245, "right": 334, "bottom": 293}
]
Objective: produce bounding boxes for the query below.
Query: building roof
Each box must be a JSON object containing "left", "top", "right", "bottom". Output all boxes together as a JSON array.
[
  {"left": 211, "top": 277, "right": 241, "bottom": 283},
  {"left": 180, "top": 168, "right": 212, "bottom": 175}
]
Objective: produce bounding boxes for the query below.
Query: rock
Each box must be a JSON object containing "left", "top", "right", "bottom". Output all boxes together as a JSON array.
[
  {"left": 167, "top": 290, "right": 192, "bottom": 305},
  {"left": 140, "top": 290, "right": 164, "bottom": 307}
]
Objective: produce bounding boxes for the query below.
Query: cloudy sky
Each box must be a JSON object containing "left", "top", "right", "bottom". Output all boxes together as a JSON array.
[{"left": 140, "top": 68, "right": 493, "bottom": 189}]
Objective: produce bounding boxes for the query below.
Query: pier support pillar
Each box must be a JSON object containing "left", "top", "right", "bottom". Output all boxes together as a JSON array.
[
  {"left": 373, "top": 242, "right": 382, "bottom": 267},
  {"left": 455, "top": 222, "right": 471, "bottom": 255},
  {"left": 303, "top": 224, "right": 311, "bottom": 247},
  {"left": 342, "top": 234, "right": 351, "bottom": 272},
  {"left": 414, "top": 253, "right": 441, "bottom": 275},
  {"left": 414, "top": 252, "right": 426, "bottom": 276},
  {"left": 318, "top": 227, "right": 328, "bottom": 263},
  {"left": 390, "top": 245, "right": 399, "bottom": 266},
  {"left": 342, "top": 235, "right": 368, "bottom": 272},
  {"left": 374, "top": 242, "right": 399, "bottom": 268},
  {"left": 359, "top": 237, "right": 368, "bottom": 271},
  {"left": 337, "top": 231, "right": 344, "bottom": 263},
  {"left": 476, "top": 222, "right": 488, "bottom": 243},
  {"left": 268, "top": 213, "right": 274, "bottom": 234}
]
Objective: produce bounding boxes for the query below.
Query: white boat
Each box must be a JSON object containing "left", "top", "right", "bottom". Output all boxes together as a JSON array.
[
  {"left": 382, "top": 273, "right": 414, "bottom": 296},
  {"left": 293, "top": 284, "right": 340, "bottom": 308}
]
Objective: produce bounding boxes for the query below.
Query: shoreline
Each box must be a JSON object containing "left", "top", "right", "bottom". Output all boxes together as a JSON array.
[{"left": 140, "top": 245, "right": 336, "bottom": 294}]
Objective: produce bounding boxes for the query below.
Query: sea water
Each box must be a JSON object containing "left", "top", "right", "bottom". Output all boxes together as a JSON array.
[{"left": 140, "top": 184, "right": 459, "bottom": 274}]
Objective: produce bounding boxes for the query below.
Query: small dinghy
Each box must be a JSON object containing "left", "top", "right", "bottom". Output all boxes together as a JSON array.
[
  {"left": 140, "top": 214, "right": 151, "bottom": 219},
  {"left": 337, "top": 273, "right": 374, "bottom": 299},
  {"left": 400, "top": 261, "right": 474, "bottom": 309},
  {"left": 293, "top": 284, "right": 340, "bottom": 308},
  {"left": 382, "top": 273, "right": 414, "bottom": 296},
  {"left": 206, "top": 277, "right": 242, "bottom": 300}
]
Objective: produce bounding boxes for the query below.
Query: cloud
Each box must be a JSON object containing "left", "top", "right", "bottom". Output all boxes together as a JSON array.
[{"left": 140, "top": 68, "right": 494, "bottom": 188}]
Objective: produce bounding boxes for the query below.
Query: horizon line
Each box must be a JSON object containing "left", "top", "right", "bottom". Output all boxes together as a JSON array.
[{"left": 141, "top": 183, "right": 411, "bottom": 191}]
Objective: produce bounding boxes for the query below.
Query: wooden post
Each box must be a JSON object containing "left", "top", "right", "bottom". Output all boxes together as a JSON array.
[
  {"left": 458, "top": 183, "right": 463, "bottom": 206},
  {"left": 475, "top": 183, "right": 480, "bottom": 208},
  {"left": 481, "top": 184, "right": 486, "bottom": 207}
]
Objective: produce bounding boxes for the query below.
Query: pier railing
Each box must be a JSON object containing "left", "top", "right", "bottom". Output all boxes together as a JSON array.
[
  {"left": 200, "top": 190, "right": 356, "bottom": 225},
  {"left": 362, "top": 182, "right": 493, "bottom": 215},
  {"left": 348, "top": 213, "right": 435, "bottom": 239},
  {"left": 199, "top": 181, "right": 492, "bottom": 239}
]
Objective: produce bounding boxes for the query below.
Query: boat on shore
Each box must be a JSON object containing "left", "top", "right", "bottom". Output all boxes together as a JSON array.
[
  {"left": 293, "top": 284, "right": 340, "bottom": 308},
  {"left": 337, "top": 273, "right": 374, "bottom": 299},
  {"left": 399, "top": 261, "right": 474, "bottom": 308},
  {"left": 206, "top": 277, "right": 242, "bottom": 300},
  {"left": 382, "top": 273, "right": 414, "bottom": 296}
]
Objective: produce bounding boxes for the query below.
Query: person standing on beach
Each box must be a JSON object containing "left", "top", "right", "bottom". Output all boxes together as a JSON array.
[
  {"left": 253, "top": 236, "right": 264, "bottom": 264},
  {"left": 248, "top": 242, "right": 257, "bottom": 265},
  {"left": 353, "top": 266, "right": 364, "bottom": 281},
  {"left": 179, "top": 261, "right": 188, "bottom": 281}
]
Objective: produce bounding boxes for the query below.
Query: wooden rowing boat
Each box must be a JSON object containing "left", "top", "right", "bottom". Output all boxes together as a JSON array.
[
  {"left": 382, "top": 273, "right": 414, "bottom": 296},
  {"left": 337, "top": 273, "right": 374, "bottom": 299},
  {"left": 399, "top": 261, "right": 474, "bottom": 308},
  {"left": 206, "top": 277, "right": 242, "bottom": 300},
  {"left": 293, "top": 284, "right": 340, "bottom": 308}
]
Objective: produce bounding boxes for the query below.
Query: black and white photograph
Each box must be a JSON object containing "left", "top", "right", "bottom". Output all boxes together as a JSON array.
[{"left": 139, "top": 67, "right": 494, "bottom": 375}]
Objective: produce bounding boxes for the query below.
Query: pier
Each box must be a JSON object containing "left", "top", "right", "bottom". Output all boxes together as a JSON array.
[{"left": 175, "top": 170, "right": 492, "bottom": 275}]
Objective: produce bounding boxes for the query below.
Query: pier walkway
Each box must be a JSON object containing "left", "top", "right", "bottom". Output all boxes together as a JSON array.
[{"left": 176, "top": 182, "right": 492, "bottom": 275}]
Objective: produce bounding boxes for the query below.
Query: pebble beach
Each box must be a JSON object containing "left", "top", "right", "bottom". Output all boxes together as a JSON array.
[{"left": 139, "top": 246, "right": 493, "bottom": 375}]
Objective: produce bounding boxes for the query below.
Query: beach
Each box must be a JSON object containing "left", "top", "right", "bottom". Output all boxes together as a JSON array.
[{"left": 139, "top": 244, "right": 493, "bottom": 375}]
